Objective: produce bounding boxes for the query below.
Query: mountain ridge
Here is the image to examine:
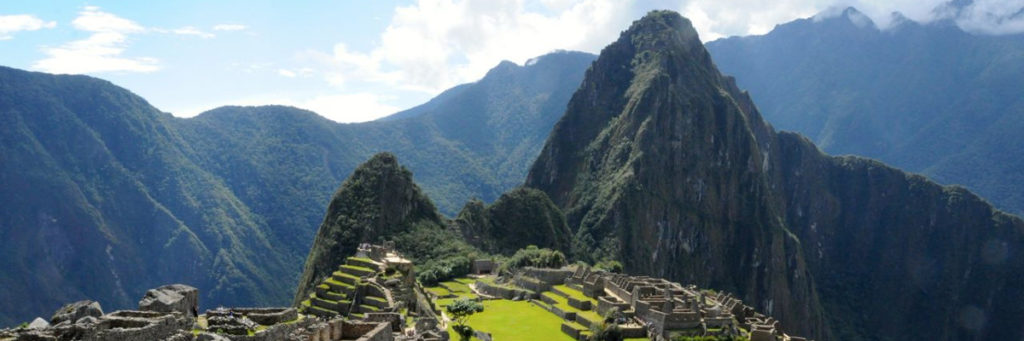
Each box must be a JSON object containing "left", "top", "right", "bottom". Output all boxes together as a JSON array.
[
  {"left": 0, "top": 50, "right": 594, "bottom": 326},
  {"left": 706, "top": 6, "right": 1024, "bottom": 217},
  {"left": 527, "top": 10, "right": 1024, "bottom": 340}
]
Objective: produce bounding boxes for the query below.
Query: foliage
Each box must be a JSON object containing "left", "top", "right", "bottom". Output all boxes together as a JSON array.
[
  {"left": 454, "top": 187, "right": 573, "bottom": 255},
  {"left": 498, "top": 245, "right": 567, "bottom": 274},
  {"left": 447, "top": 298, "right": 484, "bottom": 340},
  {"left": 593, "top": 259, "right": 623, "bottom": 273}
]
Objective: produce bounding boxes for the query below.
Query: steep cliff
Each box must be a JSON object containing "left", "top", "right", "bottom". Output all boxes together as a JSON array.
[{"left": 526, "top": 10, "right": 1024, "bottom": 341}]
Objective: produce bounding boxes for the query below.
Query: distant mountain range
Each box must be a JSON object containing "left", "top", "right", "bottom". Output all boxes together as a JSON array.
[
  {"left": 0, "top": 50, "right": 594, "bottom": 326},
  {"left": 707, "top": 7, "right": 1024, "bottom": 216}
]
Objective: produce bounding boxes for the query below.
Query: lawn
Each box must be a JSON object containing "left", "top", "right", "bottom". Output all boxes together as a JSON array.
[
  {"left": 448, "top": 300, "right": 576, "bottom": 341},
  {"left": 440, "top": 280, "right": 473, "bottom": 293},
  {"left": 553, "top": 284, "right": 593, "bottom": 302}
]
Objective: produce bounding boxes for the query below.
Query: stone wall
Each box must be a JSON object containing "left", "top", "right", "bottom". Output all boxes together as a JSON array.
[
  {"left": 475, "top": 281, "right": 536, "bottom": 300},
  {"left": 206, "top": 307, "right": 298, "bottom": 326},
  {"left": 596, "top": 296, "right": 631, "bottom": 316},
  {"left": 513, "top": 275, "right": 550, "bottom": 293},
  {"left": 93, "top": 311, "right": 192, "bottom": 341},
  {"left": 521, "top": 267, "right": 572, "bottom": 285},
  {"left": 471, "top": 260, "right": 497, "bottom": 275}
]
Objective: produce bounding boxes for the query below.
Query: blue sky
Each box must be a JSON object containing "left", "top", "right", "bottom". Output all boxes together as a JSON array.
[{"left": 2, "top": 0, "right": 1021, "bottom": 122}]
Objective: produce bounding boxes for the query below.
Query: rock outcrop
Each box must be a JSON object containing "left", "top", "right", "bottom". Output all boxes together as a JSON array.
[
  {"left": 525, "top": 10, "right": 1024, "bottom": 341},
  {"left": 138, "top": 284, "right": 199, "bottom": 317},
  {"left": 50, "top": 301, "right": 103, "bottom": 325}
]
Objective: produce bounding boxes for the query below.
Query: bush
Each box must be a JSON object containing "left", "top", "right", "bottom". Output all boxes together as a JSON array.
[{"left": 499, "top": 245, "right": 567, "bottom": 274}]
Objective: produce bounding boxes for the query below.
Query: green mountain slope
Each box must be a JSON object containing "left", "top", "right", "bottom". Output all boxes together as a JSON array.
[
  {"left": 706, "top": 7, "right": 1024, "bottom": 216},
  {"left": 0, "top": 66, "right": 290, "bottom": 325},
  {"left": 292, "top": 152, "right": 447, "bottom": 302},
  {"left": 0, "top": 51, "right": 593, "bottom": 326},
  {"left": 526, "top": 10, "right": 1024, "bottom": 341}
]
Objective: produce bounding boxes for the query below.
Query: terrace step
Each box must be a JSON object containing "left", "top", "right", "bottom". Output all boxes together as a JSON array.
[
  {"left": 339, "top": 264, "right": 376, "bottom": 277},
  {"left": 346, "top": 257, "right": 383, "bottom": 272},
  {"left": 332, "top": 271, "right": 360, "bottom": 285}
]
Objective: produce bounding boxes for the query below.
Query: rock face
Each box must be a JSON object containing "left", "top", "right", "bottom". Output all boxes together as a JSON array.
[
  {"left": 293, "top": 153, "right": 446, "bottom": 303},
  {"left": 138, "top": 284, "right": 199, "bottom": 317},
  {"left": 525, "top": 10, "right": 1024, "bottom": 341},
  {"left": 50, "top": 300, "right": 103, "bottom": 325}
]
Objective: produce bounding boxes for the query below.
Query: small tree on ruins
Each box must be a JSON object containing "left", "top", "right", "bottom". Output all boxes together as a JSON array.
[{"left": 446, "top": 298, "right": 484, "bottom": 341}]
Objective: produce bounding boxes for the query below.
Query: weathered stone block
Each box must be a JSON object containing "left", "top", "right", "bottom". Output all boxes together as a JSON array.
[
  {"left": 138, "top": 284, "right": 199, "bottom": 317},
  {"left": 50, "top": 300, "right": 103, "bottom": 325}
]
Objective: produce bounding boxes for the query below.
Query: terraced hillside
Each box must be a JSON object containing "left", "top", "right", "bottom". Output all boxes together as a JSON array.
[{"left": 299, "top": 256, "right": 395, "bottom": 320}]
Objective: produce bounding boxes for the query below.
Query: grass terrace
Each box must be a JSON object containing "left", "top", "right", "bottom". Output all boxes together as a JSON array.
[{"left": 446, "top": 300, "right": 575, "bottom": 341}]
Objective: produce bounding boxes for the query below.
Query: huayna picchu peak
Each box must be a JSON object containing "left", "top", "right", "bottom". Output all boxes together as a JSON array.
[
  {"left": 528, "top": 10, "right": 1024, "bottom": 341},
  {"left": 3, "top": 6, "right": 1024, "bottom": 341}
]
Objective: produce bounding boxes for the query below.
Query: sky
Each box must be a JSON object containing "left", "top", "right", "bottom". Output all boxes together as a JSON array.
[{"left": 1, "top": 0, "right": 1022, "bottom": 123}]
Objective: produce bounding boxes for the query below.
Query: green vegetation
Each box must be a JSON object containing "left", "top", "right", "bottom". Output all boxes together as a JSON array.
[
  {"left": 454, "top": 188, "right": 573, "bottom": 255},
  {"left": 447, "top": 300, "right": 575, "bottom": 341},
  {"left": 447, "top": 298, "right": 484, "bottom": 341},
  {"left": 0, "top": 50, "right": 595, "bottom": 325},
  {"left": 498, "top": 246, "right": 567, "bottom": 274}
]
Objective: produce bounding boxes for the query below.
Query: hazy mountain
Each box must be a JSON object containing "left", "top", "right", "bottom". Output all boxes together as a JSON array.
[
  {"left": 526, "top": 10, "right": 1024, "bottom": 340},
  {"left": 706, "top": 7, "right": 1024, "bottom": 216},
  {"left": 0, "top": 50, "right": 594, "bottom": 326}
]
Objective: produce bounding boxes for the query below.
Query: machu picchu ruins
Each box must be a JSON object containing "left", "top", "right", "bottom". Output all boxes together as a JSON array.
[{"left": 1, "top": 242, "right": 808, "bottom": 341}]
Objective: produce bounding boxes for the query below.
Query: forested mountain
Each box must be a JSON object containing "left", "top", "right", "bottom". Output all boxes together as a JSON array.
[
  {"left": 0, "top": 50, "right": 593, "bottom": 326},
  {"left": 706, "top": 7, "right": 1024, "bottom": 215},
  {"left": 526, "top": 10, "right": 1024, "bottom": 340}
]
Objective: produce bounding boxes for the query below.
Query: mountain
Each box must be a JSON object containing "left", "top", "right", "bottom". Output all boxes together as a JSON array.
[
  {"left": 0, "top": 51, "right": 594, "bottom": 326},
  {"left": 292, "top": 152, "right": 446, "bottom": 302},
  {"left": 0, "top": 66, "right": 290, "bottom": 325},
  {"left": 705, "top": 7, "right": 1024, "bottom": 216},
  {"left": 454, "top": 187, "right": 573, "bottom": 255},
  {"left": 525, "top": 10, "right": 1024, "bottom": 341}
]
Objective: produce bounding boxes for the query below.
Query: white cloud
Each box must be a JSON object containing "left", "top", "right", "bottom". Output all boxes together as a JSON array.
[
  {"left": 299, "top": 93, "right": 400, "bottom": 122},
  {"left": 213, "top": 24, "right": 247, "bottom": 31},
  {"left": 310, "top": 0, "right": 633, "bottom": 94},
  {"left": 32, "top": 6, "right": 158, "bottom": 74},
  {"left": 946, "top": 0, "right": 1024, "bottom": 34},
  {"left": 277, "top": 69, "right": 297, "bottom": 77},
  {"left": 0, "top": 14, "right": 56, "bottom": 40},
  {"left": 276, "top": 67, "right": 313, "bottom": 78},
  {"left": 169, "top": 26, "right": 214, "bottom": 38}
]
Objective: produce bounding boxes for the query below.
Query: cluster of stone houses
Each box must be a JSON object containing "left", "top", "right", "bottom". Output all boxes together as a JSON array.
[{"left": 563, "top": 266, "right": 808, "bottom": 341}]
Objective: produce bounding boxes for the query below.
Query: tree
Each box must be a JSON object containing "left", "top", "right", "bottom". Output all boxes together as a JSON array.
[{"left": 446, "top": 298, "right": 484, "bottom": 341}]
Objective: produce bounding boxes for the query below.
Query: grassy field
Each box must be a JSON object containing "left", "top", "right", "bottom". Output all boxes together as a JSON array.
[{"left": 448, "top": 300, "right": 576, "bottom": 341}]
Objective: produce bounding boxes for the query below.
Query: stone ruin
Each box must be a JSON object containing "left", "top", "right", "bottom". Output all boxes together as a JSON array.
[{"left": 0, "top": 285, "right": 198, "bottom": 341}]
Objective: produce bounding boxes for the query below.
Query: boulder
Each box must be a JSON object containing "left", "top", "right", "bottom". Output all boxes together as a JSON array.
[
  {"left": 138, "top": 284, "right": 199, "bottom": 317},
  {"left": 50, "top": 300, "right": 103, "bottom": 325},
  {"left": 27, "top": 317, "right": 49, "bottom": 329}
]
